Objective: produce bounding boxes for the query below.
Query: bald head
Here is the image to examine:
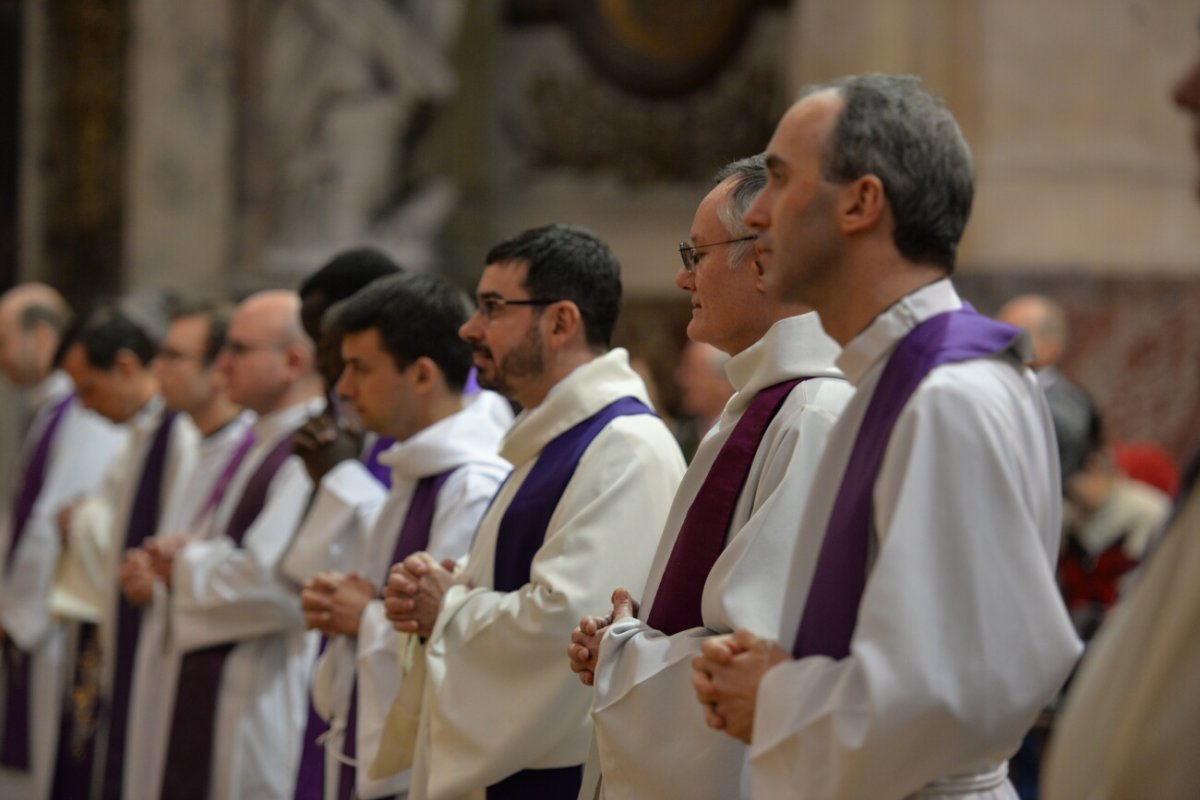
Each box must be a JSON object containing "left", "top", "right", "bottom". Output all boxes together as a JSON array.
[
  {"left": 996, "top": 294, "right": 1068, "bottom": 369},
  {"left": 0, "top": 283, "right": 72, "bottom": 387},
  {"left": 220, "top": 290, "right": 319, "bottom": 414}
]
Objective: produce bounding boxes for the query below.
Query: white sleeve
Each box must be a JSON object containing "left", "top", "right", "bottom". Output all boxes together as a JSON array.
[
  {"left": 419, "top": 420, "right": 685, "bottom": 798},
  {"left": 172, "top": 458, "right": 314, "bottom": 651},
  {"left": 749, "top": 368, "right": 1082, "bottom": 799},
  {"left": 424, "top": 464, "right": 507, "bottom": 563}
]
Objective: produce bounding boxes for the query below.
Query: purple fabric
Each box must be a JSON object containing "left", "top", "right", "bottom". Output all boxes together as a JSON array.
[
  {"left": 492, "top": 396, "right": 653, "bottom": 594},
  {"left": 483, "top": 396, "right": 651, "bottom": 798},
  {"left": 362, "top": 436, "right": 396, "bottom": 489},
  {"left": 48, "top": 621, "right": 102, "bottom": 798},
  {"left": 0, "top": 391, "right": 74, "bottom": 770},
  {"left": 190, "top": 426, "right": 256, "bottom": 529},
  {"left": 464, "top": 367, "right": 480, "bottom": 396},
  {"left": 486, "top": 764, "right": 583, "bottom": 800},
  {"left": 647, "top": 379, "right": 805, "bottom": 636},
  {"left": 160, "top": 431, "right": 301, "bottom": 800},
  {"left": 292, "top": 469, "right": 455, "bottom": 800},
  {"left": 5, "top": 392, "right": 74, "bottom": 570},
  {"left": 102, "top": 410, "right": 179, "bottom": 799},
  {"left": 792, "top": 309, "right": 1021, "bottom": 659}
]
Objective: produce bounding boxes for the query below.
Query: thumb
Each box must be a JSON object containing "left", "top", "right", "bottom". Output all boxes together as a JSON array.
[{"left": 610, "top": 588, "right": 637, "bottom": 621}]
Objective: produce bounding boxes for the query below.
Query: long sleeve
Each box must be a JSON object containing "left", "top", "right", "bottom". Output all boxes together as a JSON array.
[
  {"left": 591, "top": 388, "right": 846, "bottom": 800},
  {"left": 749, "top": 364, "right": 1082, "bottom": 799},
  {"left": 172, "top": 457, "right": 314, "bottom": 651},
  {"left": 416, "top": 418, "right": 684, "bottom": 799}
]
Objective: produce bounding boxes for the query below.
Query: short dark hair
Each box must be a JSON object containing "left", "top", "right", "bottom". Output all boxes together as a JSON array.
[
  {"left": 800, "top": 73, "right": 974, "bottom": 272},
  {"left": 70, "top": 303, "right": 159, "bottom": 369},
  {"left": 485, "top": 224, "right": 622, "bottom": 349},
  {"left": 334, "top": 273, "right": 472, "bottom": 391},
  {"left": 298, "top": 247, "right": 404, "bottom": 304},
  {"left": 172, "top": 300, "right": 233, "bottom": 365}
]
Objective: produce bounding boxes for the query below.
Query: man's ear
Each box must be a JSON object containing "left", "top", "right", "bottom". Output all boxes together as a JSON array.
[
  {"left": 545, "top": 301, "right": 584, "bottom": 349},
  {"left": 410, "top": 356, "right": 441, "bottom": 394},
  {"left": 113, "top": 348, "right": 144, "bottom": 379},
  {"left": 838, "top": 174, "right": 886, "bottom": 235}
]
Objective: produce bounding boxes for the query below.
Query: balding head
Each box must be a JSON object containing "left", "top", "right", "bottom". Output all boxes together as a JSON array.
[
  {"left": 0, "top": 283, "right": 72, "bottom": 387},
  {"left": 996, "top": 294, "right": 1068, "bottom": 369},
  {"left": 220, "top": 290, "right": 319, "bottom": 414}
]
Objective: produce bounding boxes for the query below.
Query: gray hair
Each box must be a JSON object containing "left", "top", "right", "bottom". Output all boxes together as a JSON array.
[
  {"left": 799, "top": 73, "right": 973, "bottom": 271},
  {"left": 712, "top": 154, "right": 767, "bottom": 267}
]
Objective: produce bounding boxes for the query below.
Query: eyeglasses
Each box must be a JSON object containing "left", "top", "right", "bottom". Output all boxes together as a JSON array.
[
  {"left": 678, "top": 235, "right": 757, "bottom": 271},
  {"left": 474, "top": 295, "right": 562, "bottom": 321},
  {"left": 223, "top": 339, "right": 287, "bottom": 358}
]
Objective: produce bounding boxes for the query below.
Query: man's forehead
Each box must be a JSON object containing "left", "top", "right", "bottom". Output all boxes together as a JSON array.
[
  {"left": 478, "top": 260, "right": 528, "bottom": 293},
  {"left": 769, "top": 90, "right": 843, "bottom": 160}
]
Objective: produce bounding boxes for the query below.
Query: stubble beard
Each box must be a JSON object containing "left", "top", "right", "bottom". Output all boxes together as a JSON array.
[{"left": 477, "top": 324, "right": 545, "bottom": 401}]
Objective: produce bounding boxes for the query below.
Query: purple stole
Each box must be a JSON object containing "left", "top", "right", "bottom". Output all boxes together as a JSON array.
[
  {"left": 488, "top": 396, "right": 652, "bottom": 799},
  {"left": 362, "top": 436, "right": 396, "bottom": 489},
  {"left": 791, "top": 309, "right": 1021, "bottom": 659},
  {"left": 0, "top": 392, "right": 74, "bottom": 770},
  {"left": 100, "top": 410, "right": 179, "bottom": 799},
  {"left": 647, "top": 379, "right": 805, "bottom": 635},
  {"left": 159, "top": 431, "right": 297, "bottom": 800},
  {"left": 292, "top": 468, "right": 456, "bottom": 800}
]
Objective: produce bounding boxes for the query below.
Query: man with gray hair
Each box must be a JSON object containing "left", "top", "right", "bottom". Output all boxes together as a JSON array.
[
  {"left": 691, "top": 74, "right": 1080, "bottom": 799},
  {"left": 568, "top": 155, "right": 852, "bottom": 799}
]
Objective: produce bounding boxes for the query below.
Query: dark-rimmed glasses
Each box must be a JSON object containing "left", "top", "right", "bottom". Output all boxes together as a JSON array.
[
  {"left": 474, "top": 295, "right": 563, "bottom": 321},
  {"left": 678, "top": 235, "right": 757, "bottom": 271}
]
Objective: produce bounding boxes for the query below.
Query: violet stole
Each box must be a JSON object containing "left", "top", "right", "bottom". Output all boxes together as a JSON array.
[
  {"left": 487, "top": 396, "right": 653, "bottom": 800},
  {"left": 292, "top": 467, "right": 456, "bottom": 800},
  {"left": 646, "top": 378, "right": 805, "bottom": 635},
  {"left": 361, "top": 436, "right": 396, "bottom": 489},
  {"left": 792, "top": 309, "right": 1021, "bottom": 659},
  {"left": 99, "top": 411, "right": 179, "bottom": 798},
  {"left": 0, "top": 392, "right": 74, "bottom": 770},
  {"left": 158, "top": 432, "right": 296, "bottom": 800}
]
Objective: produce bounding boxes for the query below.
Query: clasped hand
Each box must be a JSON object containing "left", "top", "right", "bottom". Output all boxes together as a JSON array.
[
  {"left": 690, "top": 629, "right": 790, "bottom": 743},
  {"left": 300, "top": 571, "right": 377, "bottom": 637},
  {"left": 382, "top": 552, "right": 459, "bottom": 638},
  {"left": 567, "top": 588, "right": 639, "bottom": 687}
]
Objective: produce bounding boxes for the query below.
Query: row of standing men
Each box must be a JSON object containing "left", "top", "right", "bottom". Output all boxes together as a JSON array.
[{"left": 0, "top": 69, "right": 1191, "bottom": 800}]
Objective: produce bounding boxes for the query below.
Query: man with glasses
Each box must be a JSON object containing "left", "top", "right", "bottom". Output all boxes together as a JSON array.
[
  {"left": 117, "top": 301, "right": 254, "bottom": 800},
  {"left": 157, "top": 290, "right": 325, "bottom": 800},
  {"left": 566, "top": 155, "right": 851, "bottom": 800},
  {"left": 0, "top": 285, "right": 124, "bottom": 800},
  {"left": 690, "top": 74, "right": 1080, "bottom": 799},
  {"left": 51, "top": 301, "right": 199, "bottom": 800},
  {"left": 380, "top": 224, "right": 686, "bottom": 799}
]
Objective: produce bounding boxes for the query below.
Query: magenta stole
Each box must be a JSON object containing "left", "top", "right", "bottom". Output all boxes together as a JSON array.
[
  {"left": 646, "top": 378, "right": 806, "bottom": 635},
  {"left": 486, "top": 396, "right": 653, "bottom": 800},
  {"left": 792, "top": 308, "right": 1021, "bottom": 659},
  {"left": 158, "top": 432, "right": 297, "bottom": 800}
]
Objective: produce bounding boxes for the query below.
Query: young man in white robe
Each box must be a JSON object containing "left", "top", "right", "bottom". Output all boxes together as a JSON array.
[
  {"left": 115, "top": 303, "right": 254, "bottom": 800},
  {"left": 155, "top": 291, "right": 325, "bottom": 800},
  {"left": 1040, "top": 38, "right": 1200, "bottom": 800},
  {"left": 296, "top": 273, "right": 510, "bottom": 800},
  {"left": 0, "top": 284, "right": 124, "bottom": 800},
  {"left": 567, "top": 155, "right": 852, "bottom": 800},
  {"left": 690, "top": 74, "right": 1082, "bottom": 799},
  {"left": 381, "top": 224, "right": 686, "bottom": 800},
  {"left": 52, "top": 303, "right": 200, "bottom": 799}
]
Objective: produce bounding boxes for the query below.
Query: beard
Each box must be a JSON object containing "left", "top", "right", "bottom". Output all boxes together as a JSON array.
[{"left": 475, "top": 323, "right": 545, "bottom": 400}]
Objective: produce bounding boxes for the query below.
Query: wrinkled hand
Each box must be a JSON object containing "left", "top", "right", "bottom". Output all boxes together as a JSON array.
[
  {"left": 690, "top": 629, "right": 789, "bottom": 743},
  {"left": 569, "top": 588, "right": 639, "bottom": 687},
  {"left": 119, "top": 549, "right": 156, "bottom": 606},
  {"left": 144, "top": 532, "right": 193, "bottom": 586},
  {"left": 292, "top": 410, "right": 361, "bottom": 484},
  {"left": 382, "top": 553, "right": 458, "bottom": 638}
]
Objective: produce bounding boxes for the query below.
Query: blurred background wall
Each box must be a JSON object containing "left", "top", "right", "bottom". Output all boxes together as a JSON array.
[{"left": 3, "top": 0, "right": 1199, "bottom": 455}]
